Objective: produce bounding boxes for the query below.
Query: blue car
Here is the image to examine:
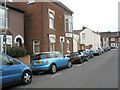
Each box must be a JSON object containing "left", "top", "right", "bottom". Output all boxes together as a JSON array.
[
  {"left": 31, "top": 52, "right": 72, "bottom": 74},
  {"left": 0, "top": 53, "right": 32, "bottom": 88},
  {"left": 78, "top": 49, "right": 94, "bottom": 58}
]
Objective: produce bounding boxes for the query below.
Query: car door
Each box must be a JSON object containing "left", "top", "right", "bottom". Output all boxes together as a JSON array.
[
  {"left": 55, "top": 52, "right": 67, "bottom": 67},
  {"left": 1, "top": 54, "right": 21, "bottom": 85}
]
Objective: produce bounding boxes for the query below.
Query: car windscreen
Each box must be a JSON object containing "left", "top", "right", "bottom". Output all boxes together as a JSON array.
[{"left": 70, "top": 52, "right": 79, "bottom": 56}]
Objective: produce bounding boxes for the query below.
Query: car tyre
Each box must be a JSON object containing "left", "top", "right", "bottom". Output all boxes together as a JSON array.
[
  {"left": 86, "top": 56, "right": 89, "bottom": 61},
  {"left": 67, "top": 61, "right": 72, "bottom": 68},
  {"left": 21, "top": 71, "right": 32, "bottom": 85},
  {"left": 91, "top": 55, "right": 94, "bottom": 58},
  {"left": 49, "top": 64, "right": 57, "bottom": 74}
]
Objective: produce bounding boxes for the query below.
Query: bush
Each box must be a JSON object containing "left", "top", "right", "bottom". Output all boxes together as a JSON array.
[{"left": 7, "top": 46, "right": 27, "bottom": 58}]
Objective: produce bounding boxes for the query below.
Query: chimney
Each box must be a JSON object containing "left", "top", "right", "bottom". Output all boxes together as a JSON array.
[{"left": 82, "top": 26, "right": 87, "bottom": 30}]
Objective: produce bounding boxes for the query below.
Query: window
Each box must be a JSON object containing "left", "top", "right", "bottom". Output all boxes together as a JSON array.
[
  {"left": 8, "top": 57, "right": 20, "bottom": 65},
  {"left": 111, "top": 38, "right": 115, "bottom": 41},
  {"left": 65, "top": 15, "right": 73, "bottom": 33},
  {"left": 67, "top": 39, "right": 70, "bottom": 52},
  {"left": 49, "top": 37, "right": 55, "bottom": 52},
  {"left": 49, "top": 12, "right": 55, "bottom": 30},
  {"left": 82, "top": 33, "right": 85, "bottom": 40},
  {"left": 1, "top": 54, "right": 10, "bottom": 65},
  {"left": 0, "top": 6, "right": 8, "bottom": 30},
  {"left": 33, "top": 40, "right": 40, "bottom": 54},
  {"left": 55, "top": 52, "right": 63, "bottom": 58},
  {"left": 49, "top": 53, "right": 56, "bottom": 58}
]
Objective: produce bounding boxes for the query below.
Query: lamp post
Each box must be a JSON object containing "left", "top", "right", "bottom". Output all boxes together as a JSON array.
[{"left": 3, "top": 0, "right": 7, "bottom": 54}]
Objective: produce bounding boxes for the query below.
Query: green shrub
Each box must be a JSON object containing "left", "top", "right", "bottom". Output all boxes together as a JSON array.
[{"left": 7, "top": 46, "right": 27, "bottom": 58}]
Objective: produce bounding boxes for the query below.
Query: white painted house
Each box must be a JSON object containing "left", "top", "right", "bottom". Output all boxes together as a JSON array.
[
  {"left": 73, "top": 33, "right": 80, "bottom": 52},
  {"left": 74, "top": 27, "right": 101, "bottom": 49}
]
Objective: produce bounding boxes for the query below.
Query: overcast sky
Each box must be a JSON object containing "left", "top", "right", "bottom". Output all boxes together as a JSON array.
[{"left": 59, "top": 0, "right": 119, "bottom": 32}]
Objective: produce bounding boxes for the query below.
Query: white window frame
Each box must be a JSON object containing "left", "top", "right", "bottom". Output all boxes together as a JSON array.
[
  {"left": 82, "top": 33, "right": 85, "bottom": 40},
  {"left": 67, "top": 39, "right": 70, "bottom": 52},
  {"left": 49, "top": 35, "right": 56, "bottom": 52},
  {"left": 111, "top": 38, "right": 115, "bottom": 41},
  {"left": 33, "top": 40, "right": 40, "bottom": 54},
  {"left": 49, "top": 12, "right": 55, "bottom": 30},
  {"left": 0, "top": 6, "right": 8, "bottom": 30},
  {"left": 64, "top": 14, "right": 73, "bottom": 33}
]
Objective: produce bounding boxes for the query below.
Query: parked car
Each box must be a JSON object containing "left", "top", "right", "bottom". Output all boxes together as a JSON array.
[
  {"left": 90, "top": 48, "right": 101, "bottom": 55},
  {"left": 110, "top": 46, "right": 118, "bottom": 49},
  {"left": 0, "top": 53, "right": 32, "bottom": 88},
  {"left": 31, "top": 52, "right": 72, "bottom": 74},
  {"left": 98, "top": 47, "right": 104, "bottom": 53},
  {"left": 102, "top": 46, "right": 111, "bottom": 52},
  {"left": 68, "top": 52, "right": 89, "bottom": 64},
  {"left": 78, "top": 49, "right": 94, "bottom": 58}
]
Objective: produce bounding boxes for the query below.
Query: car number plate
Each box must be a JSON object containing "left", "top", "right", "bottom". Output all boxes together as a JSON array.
[{"left": 35, "top": 62, "right": 42, "bottom": 64}]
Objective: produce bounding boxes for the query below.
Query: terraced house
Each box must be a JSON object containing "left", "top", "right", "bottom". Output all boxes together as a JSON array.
[
  {"left": 11, "top": 0, "right": 73, "bottom": 55},
  {"left": 0, "top": 2, "right": 25, "bottom": 53}
]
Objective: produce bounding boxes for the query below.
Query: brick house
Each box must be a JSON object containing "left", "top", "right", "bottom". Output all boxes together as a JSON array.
[
  {"left": 0, "top": 3, "right": 25, "bottom": 53},
  {"left": 99, "top": 31, "right": 120, "bottom": 47},
  {"left": 11, "top": 1, "right": 73, "bottom": 55}
]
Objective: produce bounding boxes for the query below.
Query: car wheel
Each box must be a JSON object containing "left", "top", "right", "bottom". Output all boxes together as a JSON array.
[
  {"left": 67, "top": 61, "right": 72, "bottom": 68},
  {"left": 21, "top": 71, "right": 32, "bottom": 85},
  {"left": 49, "top": 64, "right": 57, "bottom": 74},
  {"left": 91, "top": 55, "right": 94, "bottom": 58}
]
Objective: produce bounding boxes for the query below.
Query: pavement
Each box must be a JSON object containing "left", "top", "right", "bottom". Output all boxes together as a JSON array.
[{"left": 5, "top": 49, "right": 118, "bottom": 89}]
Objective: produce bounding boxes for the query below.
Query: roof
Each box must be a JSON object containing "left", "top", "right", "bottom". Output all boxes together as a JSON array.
[
  {"left": 73, "top": 27, "right": 100, "bottom": 35},
  {"left": 99, "top": 31, "right": 120, "bottom": 37},
  {"left": 73, "top": 30, "right": 83, "bottom": 34},
  {"left": 54, "top": 1, "right": 74, "bottom": 14}
]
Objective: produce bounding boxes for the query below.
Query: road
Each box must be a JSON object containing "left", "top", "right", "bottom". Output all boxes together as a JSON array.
[{"left": 6, "top": 49, "right": 118, "bottom": 89}]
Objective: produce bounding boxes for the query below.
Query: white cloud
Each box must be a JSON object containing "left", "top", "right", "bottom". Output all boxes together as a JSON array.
[{"left": 59, "top": 0, "right": 119, "bottom": 32}]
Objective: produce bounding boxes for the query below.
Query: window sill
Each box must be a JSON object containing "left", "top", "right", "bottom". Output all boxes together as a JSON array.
[
  {"left": 27, "top": 1, "right": 35, "bottom": 5},
  {"left": 50, "top": 28, "right": 55, "bottom": 31}
]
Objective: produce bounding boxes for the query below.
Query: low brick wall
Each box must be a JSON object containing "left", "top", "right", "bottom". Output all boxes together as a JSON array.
[{"left": 16, "top": 55, "right": 31, "bottom": 67}]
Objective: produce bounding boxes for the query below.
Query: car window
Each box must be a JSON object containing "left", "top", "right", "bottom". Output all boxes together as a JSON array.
[
  {"left": 49, "top": 53, "right": 56, "bottom": 58},
  {"left": 70, "top": 52, "right": 79, "bottom": 56},
  {"left": 55, "top": 52, "right": 63, "bottom": 58},
  {"left": 8, "top": 57, "right": 21, "bottom": 65},
  {"left": 1, "top": 54, "right": 10, "bottom": 65}
]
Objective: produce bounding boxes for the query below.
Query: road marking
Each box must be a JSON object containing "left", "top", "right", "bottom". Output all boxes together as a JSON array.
[{"left": 51, "top": 73, "right": 61, "bottom": 78}]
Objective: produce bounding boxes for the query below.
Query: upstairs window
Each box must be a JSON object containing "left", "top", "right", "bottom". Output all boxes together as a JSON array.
[
  {"left": 82, "top": 33, "right": 85, "bottom": 40},
  {"left": 111, "top": 38, "right": 115, "bottom": 41},
  {"left": 49, "top": 12, "right": 55, "bottom": 30},
  {"left": 33, "top": 40, "right": 40, "bottom": 54},
  {"left": 64, "top": 15, "right": 73, "bottom": 33},
  {"left": 0, "top": 6, "right": 8, "bottom": 30}
]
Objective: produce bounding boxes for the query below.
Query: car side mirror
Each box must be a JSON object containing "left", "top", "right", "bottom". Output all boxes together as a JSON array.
[{"left": 9, "top": 61, "right": 14, "bottom": 65}]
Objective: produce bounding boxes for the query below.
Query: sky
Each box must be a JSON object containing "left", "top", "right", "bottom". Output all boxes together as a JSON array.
[{"left": 59, "top": 0, "right": 119, "bottom": 32}]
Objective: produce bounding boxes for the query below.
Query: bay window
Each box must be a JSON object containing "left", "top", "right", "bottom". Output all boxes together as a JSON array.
[{"left": 64, "top": 14, "right": 73, "bottom": 33}]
